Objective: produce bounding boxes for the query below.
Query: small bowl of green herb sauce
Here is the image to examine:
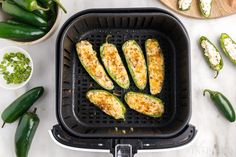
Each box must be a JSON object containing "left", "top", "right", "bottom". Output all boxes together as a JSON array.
[{"left": 0, "top": 46, "right": 33, "bottom": 90}]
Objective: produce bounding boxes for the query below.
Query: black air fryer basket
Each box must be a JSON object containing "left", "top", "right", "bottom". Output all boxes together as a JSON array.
[{"left": 51, "top": 8, "right": 197, "bottom": 157}]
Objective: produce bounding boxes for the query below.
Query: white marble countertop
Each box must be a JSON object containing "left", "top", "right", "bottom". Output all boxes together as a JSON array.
[{"left": 0, "top": 0, "right": 236, "bottom": 157}]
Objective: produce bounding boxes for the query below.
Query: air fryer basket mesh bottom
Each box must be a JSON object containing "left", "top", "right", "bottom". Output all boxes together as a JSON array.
[
  {"left": 73, "top": 29, "right": 175, "bottom": 128},
  {"left": 57, "top": 9, "right": 191, "bottom": 138}
]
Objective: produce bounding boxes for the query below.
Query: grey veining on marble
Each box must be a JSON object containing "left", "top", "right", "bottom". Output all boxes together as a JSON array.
[{"left": 0, "top": 0, "right": 236, "bottom": 157}]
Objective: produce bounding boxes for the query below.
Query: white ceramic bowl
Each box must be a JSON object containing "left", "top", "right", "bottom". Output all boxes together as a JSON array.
[{"left": 0, "top": 46, "right": 33, "bottom": 90}]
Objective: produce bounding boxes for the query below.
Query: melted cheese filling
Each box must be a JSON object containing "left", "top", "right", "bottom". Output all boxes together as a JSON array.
[
  {"left": 125, "top": 92, "right": 164, "bottom": 116},
  {"left": 76, "top": 41, "right": 113, "bottom": 89},
  {"left": 201, "top": 40, "right": 221, "bottom": 66},
  {"left": 87, "top": 91, "right": 124, "bottom": 119},
  {"left": 102, "top": 44, "right": 129, "bottom": 87},
  {"left": 123, "top": 41, "right": 147, "bottom": 88},
  {"left": 178, "top": 0, "right": 192, "bottom": 10},
  {"left": 146, "top": 39, "right": 164, "bottom": 95},
  {"left": 223, "top": 38, "right": 236, "bottom": 61},
  {"left": 200, "top": 0, "right": 212, "bottom": 16}
]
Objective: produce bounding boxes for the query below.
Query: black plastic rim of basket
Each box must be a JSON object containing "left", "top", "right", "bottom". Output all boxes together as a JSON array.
[
  {"left": 55, "top": 8, "right": 192, "bottom": 138},
  {"left": 55, "top": 8, "right": 192, "bottom": 137}
]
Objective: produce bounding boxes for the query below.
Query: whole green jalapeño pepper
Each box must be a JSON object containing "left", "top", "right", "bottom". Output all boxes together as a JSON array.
[
  {"left": 12, "top": 0, "right": 49, "bottom": 11},
  {"left": 2, "top": 0, "right": 48, "bottom": 27},
  {"left": 15, "top": 108, "right": 40, "bottom": 157},
  {"left": 0, "top": 22, "right": 45, "bottom": 40},
  {"left": 6, "top": 19, "right": 48, "bottom": 31},
  {"left": 199, "top": 36, "right": 223, "bottom": 78},
  {"left": 1, "top": 87, "right": 44, "bottom": 127},
  {"left": 204, "top": 89, "right": 236, "bottom": 122}
]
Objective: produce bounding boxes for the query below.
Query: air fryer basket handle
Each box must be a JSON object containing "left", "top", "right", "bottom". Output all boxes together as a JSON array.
[
  {"left": 51, "top": 124, "right": 197, "bottom": 156},
  {"left": 115, "top": 144, "right": 133, "bottom": 157}
]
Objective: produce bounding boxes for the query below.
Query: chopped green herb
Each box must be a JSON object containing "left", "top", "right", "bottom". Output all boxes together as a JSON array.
[{"left": 0, "top": 52, "right": 32, "bottom": 84}]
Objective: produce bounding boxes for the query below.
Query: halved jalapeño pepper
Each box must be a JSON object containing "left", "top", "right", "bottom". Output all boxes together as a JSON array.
[
  {"left": 199, "top": 0, "right": 212, "bottom": 18},
  {"left": 15, "top": 108, "right": 40, "bottom": 157},
  {"left": 122, "top": 40, "right": 147, "bottom": 90},
  {"left": 125, "top": 92, "right": 164, "bottom": 118},
  {"left": 145, "top": 39, "right": 165, "bottom": 95},
  {"left": 204, "top": 89, "right": 236, "bottom": 122},
  {"left": 100, "top": 36, "right": 130, "bottom": 89},
  {"left": 199, "top": 36, "right": 223, "bottom": 78},
  {"left": 178, "top": 0, "right": 192, "bottom": 11},
  {"left": 86, "top": 90, "right": 126, "bottom": 120},
  {"left": 76, "top": 40, "right": 114, "bottom": 90},
  {"left": 220, "top": 33, "right": 236, "bottom": 65}
]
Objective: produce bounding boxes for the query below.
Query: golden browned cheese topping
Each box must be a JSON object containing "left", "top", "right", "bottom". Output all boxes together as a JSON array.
[
  {"left": 123, "top": 41, "right": 147, "bottom": 89},
  {"left": 102, "top": 43, "right": 129, "bottom": 88},
  {"left": 87, "top": 91, "right": 124, "bottom": 119},
  {"left": 146, "top": 39, "right": 164, "bottom": 95},
  {"left": 76, "top": 41, "right": 113, "bottom": 89},
  {"left": 125, "top": 92, "right": 164, "bottom": 116}
]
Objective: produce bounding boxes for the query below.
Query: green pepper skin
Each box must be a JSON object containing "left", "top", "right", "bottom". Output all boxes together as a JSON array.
[
  {"left": 1, "top": 87, "right": 44, "bottom": 127},
  {"left": 37, "top": 0, "right": 56, "bottom": 14},
  {"left": 6, "top": 19, "right": 28, "bottom": 26},
  {"left": 47, "top": 3, "right": 57, "bottom": 28},
  {"left": 12, "top": 0, "right": 49, "bottom": 11},
  {"left": 100, "top": 37, "right": 130, "bottom": 89},
  {"left": 122, "top": 40, "right": 147, "bottom": 90},
  {"left": 6, "top": 19, "right": 48, "bottom": 31},
  {"left": 0, "top": 22, "right": 45, "bottom": 41},
  {"left": 199, "top": 0, "right": 212, "bottom": 18},
  {"left": 199, "top": 36, "right": 223, "bottom": 78},
  {"left": 15, "top": 109, "right": 39, "bottom": 157},
  {"left": 33, "top": 10, "right": 49, "bottom": 20},
  {"left": 204, "top": 89, "right": 236, "bottom": 122},
  {"left": 33, "top": 1, "right": 57, "bottom": 29},
  {"left": 37, "top": 0, "right": 52, "bottom": 6},
  {"left": 2, "top": 1, "right": 48, "bottom": 27},
  {"left": 220, "top": 33, "right": 236, "bottom": 65}
]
